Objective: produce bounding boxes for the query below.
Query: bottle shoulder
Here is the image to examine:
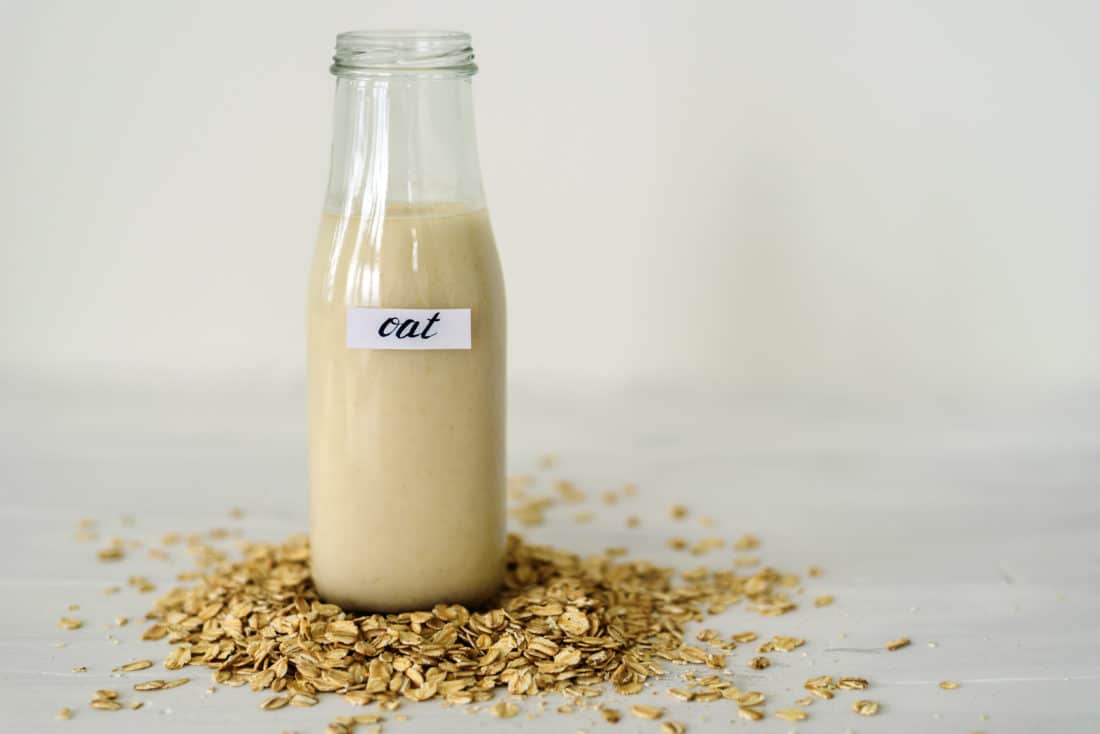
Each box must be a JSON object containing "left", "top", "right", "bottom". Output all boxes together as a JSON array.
[{"left": 308, "top": 206, "right": 502, "bottom": 309}]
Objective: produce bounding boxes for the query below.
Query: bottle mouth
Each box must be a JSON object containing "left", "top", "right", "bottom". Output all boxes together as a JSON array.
[{"left": 332, "top": 30, "right": 477, "bottom": 78}]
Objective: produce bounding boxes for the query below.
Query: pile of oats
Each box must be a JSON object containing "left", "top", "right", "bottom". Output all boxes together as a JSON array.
[
  {"left": 140, "top": 533, "right": 803, "bottom": 711},
  {"left": 60, "top": 472, "right": 919, "bottom": 729}
]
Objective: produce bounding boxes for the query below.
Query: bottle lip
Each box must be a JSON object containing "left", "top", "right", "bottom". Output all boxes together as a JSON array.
[{"left": 332, "top": 30, "right": 478, "bottom": 79}]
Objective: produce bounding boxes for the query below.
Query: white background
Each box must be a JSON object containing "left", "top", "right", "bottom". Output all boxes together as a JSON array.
[{"left": 3, "top": 0, "right": 1099, "bottom": 394}]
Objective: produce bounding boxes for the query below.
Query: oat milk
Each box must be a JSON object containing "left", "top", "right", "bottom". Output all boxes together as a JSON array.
[{"left": 307, "top": 204, "right": 506, "bottom": 611}]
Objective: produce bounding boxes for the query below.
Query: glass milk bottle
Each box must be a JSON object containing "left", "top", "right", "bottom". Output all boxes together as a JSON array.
[{"left": 307, "top": 31, "right": 505, "bottom": 612}]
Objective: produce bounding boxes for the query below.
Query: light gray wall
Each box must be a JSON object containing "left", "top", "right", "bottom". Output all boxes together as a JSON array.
[{"left": 3, "top": 0, "right": 1098, "bottom": 393}]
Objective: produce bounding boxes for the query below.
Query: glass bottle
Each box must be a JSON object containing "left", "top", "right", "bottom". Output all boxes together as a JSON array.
[{"left": 307, "top": 31, "right": 505, "bottom": 612}]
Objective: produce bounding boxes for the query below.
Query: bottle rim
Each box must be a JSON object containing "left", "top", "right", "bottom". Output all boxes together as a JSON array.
[{"left": 332, "top": 30, "right": 477, "bottom": 78}]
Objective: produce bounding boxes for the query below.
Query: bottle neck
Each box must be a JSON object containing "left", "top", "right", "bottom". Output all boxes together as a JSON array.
[{"left": 324, "top": 75, "right": 485, "bottom": 217}]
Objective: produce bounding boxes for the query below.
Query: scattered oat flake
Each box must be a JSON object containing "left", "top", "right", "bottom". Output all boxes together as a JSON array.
[
  {"left": 554, "top": 480, "right": 585, "bottom": 503},
  {"left": 71, "top": 665, "right": 87, "bottom": 673},
  {"left": 133, "top": 680, "right": 166, "bottom": 691},
  {"left": 669, "top": 505, "right": 689, "bottom": 520},
  {"left": 115, "top": 616, "right": 129, "bottom": 626},
  {"left": 354, "top": 714, "right": 383, "bottom": 724},
  {"left": 759, "top": 635, "right": 804, "bottom": 652},
  {"left": 90, "top": 700, "right": 122, "bottom": 711},
  {"left": 749, "top": 656, "right": 770, "bottom": 670},
  {"left": 696, "top": 628, "right": 720, "bottom": 643},
  {"left": 738, "top": 691, "right": 766, "bottom": 707},
  {"left": 814, "top": 594, "right": 834, "bottom": 607},
  {"left": 776, "top": 708, "right": 808, "bottom": 721},
  {"left": 807, "top": 565, "right": 824, "bottom": 577},
  {"left": 661, "top": 722, "right": 686, "bottom": 734},
  {"left": 58, "top": 617, "right": 82, "bottom": 630},
  {"left": 600, "top": 708, "right": 622, "bottom": 723},
  {"left": 490, "top": 701, "right": 519, "bottom": 718},
  {"left": 97, "top": 548, "right": 125, "bottom": 562},
  {"left": 113, "top": 660, "right": 153, "bottom": 672},
  {"left": 93, "top": 689, "right": 118, "bottom": 700},
  {"left": 854, "top": 699, "right": 880, "bottom": 716},
  {"left": 127, "top": 701, "right": 144, "bottom": 710},
  {"left": 261, "top": 695, "right": 289, "bottom": 711},
  {"left": 56, "top": 707, "right": 73, "bottom": 720},
  {"left": 940, "top": 680, "right": 960, "bottom": 690},
  {"left": 836, "top": 677, "right": 869, "bottom": 690},
  {"left": 690, "top": 537, "right": 724, "bottom": 555},
  {"left": 737, "top": 706, "right": 764, "bottom": 721},
  {"left": 885, "top": 637, "right": 911, "bottom": 651},
  {"left": 733, "top": 534, "right": 760, "bottom": 550},
  {"left": 795, "top": 696, "right": 813, "bottom": 706},
  {"left": 630, "top": 704, "right": 663, "bottom": 719}
]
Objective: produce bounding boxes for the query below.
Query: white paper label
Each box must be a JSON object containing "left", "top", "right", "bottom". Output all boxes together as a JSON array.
[{"left": 346, "top": 308, "right": 472, "bottom": 350}]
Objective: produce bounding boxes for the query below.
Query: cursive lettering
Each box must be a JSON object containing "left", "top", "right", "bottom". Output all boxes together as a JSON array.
[
  {"left": 377, "top": 317, "right": 401, "bottom": 337},
  {"left": 376, "top": 312, "right": 444, "bottom": 340},
  {"left": 421, "top": 312, "right": 442, "bottom": 339}
]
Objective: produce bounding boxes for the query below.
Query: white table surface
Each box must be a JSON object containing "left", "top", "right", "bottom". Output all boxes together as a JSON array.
[{"left": 2, "top": 377, "right": 1098, "bottom": 733}]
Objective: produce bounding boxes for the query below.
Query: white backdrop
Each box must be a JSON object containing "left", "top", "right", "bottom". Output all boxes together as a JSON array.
[{"left": 3, "top": 0, "right": 1098, "bottom": 394}]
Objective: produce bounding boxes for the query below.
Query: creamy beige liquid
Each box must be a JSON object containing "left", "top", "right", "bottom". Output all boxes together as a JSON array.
[{"left": 307, "top": 204, "right": 506, "bottom": 612}]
